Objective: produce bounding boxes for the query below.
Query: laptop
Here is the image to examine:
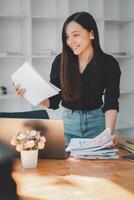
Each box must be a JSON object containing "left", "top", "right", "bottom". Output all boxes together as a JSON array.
[{"left": 0, "top": 118, "right": 67, "bottom": 159}]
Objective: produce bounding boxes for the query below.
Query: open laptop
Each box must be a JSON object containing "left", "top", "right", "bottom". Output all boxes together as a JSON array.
[{"left": 0, "top": 118, "right": 67, "bottom": 159}]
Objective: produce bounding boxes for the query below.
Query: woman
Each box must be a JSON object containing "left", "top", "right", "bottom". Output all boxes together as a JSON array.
[{"left": 14, "top": 12, "right": 121, "bottom": 147}]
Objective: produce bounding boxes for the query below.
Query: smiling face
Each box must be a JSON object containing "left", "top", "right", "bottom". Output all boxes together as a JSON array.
[{"left": 65, "top": 21, "right": 94, "bottom": 56}]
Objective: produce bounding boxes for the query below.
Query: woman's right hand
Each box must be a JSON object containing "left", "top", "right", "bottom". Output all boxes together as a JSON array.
[{"left": 12, "top": 82, "right": 26, "bottom": 97}]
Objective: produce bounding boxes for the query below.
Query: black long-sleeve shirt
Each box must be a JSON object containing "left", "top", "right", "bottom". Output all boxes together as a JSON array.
[{"left": 49, "top": 52, "right": 121, "bottom": 113}]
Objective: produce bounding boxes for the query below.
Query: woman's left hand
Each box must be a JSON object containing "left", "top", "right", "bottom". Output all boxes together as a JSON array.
[{"left": 108, "top": 135, "right": 119, "bottom": 148}]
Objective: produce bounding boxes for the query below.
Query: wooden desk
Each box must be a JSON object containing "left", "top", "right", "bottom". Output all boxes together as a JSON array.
[{"left": 12, "top": 151, "right": 134, "bottom": 200}]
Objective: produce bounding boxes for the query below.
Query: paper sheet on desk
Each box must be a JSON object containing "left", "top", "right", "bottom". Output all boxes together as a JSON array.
[
  {"left": 66, "top": 128, "right": 112, "bottom": 151},
  {"left": 66, "top": 128, "right": 119, "bottom": 159},
  {"left": 73, "top": 155, "right": 119, "bottom": 159},
  {"left": 11, "top": 62, "right": 60, "bottom": 106},
  {"left": 70, "top": 141, "right": 114, "bottom": 155}
]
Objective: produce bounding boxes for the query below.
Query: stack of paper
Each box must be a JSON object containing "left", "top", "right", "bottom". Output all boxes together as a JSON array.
[
  {"left": 119, "top": 137, "right": 134, "bottom": 153},
  {"left": 66, "top": 128, "right": 119, "bottom": 159},
  {"left": 11, "top": 62, "right": 60, "bottom": 106}
]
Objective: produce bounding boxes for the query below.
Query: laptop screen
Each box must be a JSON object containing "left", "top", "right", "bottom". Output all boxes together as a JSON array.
[{"left": 0, "top": 118, "right": 66, "bottom": 159}]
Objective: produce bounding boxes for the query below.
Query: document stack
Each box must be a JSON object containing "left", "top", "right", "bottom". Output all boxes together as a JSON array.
[
  {"left": 119, "top": 137, "right": 134, "bottom": 153},
  {"left": 66, "top": 128, "right": 119, "bottom": 159}
]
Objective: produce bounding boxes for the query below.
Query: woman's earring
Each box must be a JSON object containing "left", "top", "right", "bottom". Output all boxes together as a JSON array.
[{"left": 90, "top": 31, "right": 94, "bottom": 40}]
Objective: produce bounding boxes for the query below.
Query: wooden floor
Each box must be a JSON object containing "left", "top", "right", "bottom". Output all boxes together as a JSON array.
[{"left": 12, "top": 150, "right": 134, "bottom": 200}]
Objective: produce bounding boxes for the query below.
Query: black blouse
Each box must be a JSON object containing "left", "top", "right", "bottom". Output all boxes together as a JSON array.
[{"left": 49, "top": 52, "right": 121, "bottom": 113}]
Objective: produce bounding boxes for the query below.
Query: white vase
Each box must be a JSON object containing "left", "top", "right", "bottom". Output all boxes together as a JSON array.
[{"left": 20, "top": 150, "right": 38, "bottom": 169}]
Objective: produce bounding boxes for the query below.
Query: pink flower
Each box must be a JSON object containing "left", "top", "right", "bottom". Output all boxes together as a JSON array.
[
  {"left": 16, "top": 144, "right": 23, "bottom": 152},
  {"left": 10, "top": 137, "right": 17, "bottom": 145}
]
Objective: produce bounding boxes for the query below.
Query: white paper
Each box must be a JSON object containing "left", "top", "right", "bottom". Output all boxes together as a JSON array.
[
  {"left": 11, "top": 62, "right": 60, "bottom": 106},
  {"left": 70, "top": 141, "right": 114, "bottom": 155},
  {"left": 72, "top": 155, "right": 119, "bottom": 160},
  {"left": 66, "top": 128, "right": 119, "bottom": 159},
  {"left": 71, "top": 147, "right": 117, "bottom": 156},
  {"left": 66, "top": 128, "right": 112, "bottom": 151}
]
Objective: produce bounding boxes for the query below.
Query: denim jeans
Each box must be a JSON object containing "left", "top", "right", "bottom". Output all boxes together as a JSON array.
[{"left": 62, "top": 107, "right": 105, "bottom": 142}]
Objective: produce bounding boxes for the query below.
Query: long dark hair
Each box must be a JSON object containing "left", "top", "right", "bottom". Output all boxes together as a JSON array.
[{"left": 60, "top": 12, "right": 104, "bottom": 101}]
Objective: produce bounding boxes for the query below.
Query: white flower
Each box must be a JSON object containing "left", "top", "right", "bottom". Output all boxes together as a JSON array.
[
  {"left": 30, "top": 130, "right": 37, "bottom": 137},
  {"left": 38, "top": 141, "right": 45, "bottom": 149},
  {"left": 10, "top": 129, "right": 46, "bottom": 151},
  {"left": 25, "top": 140, "right": 35, "bottom": 149},
  {"left": 36, "top": 134, "right": 41, "bottom": 140},
  {"left": 40, "top": 136, "right": 46, "bottom": 143},
  {"left": 25, "top": 130, "right": 30, "bottom": 134},
  {"left": 17, "top": 133, "right": 26, "bottom": 140}
]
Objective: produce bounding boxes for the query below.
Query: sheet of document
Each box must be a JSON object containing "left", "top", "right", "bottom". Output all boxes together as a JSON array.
[
  {"left": 66, "top": 128, "right": 112, "bottom": 151},
  {"left": 66, "top": 128, "right": 119, "bottom": 159},
  {"left": 72, "top": 155, "right": 119, "bottom": 159},
  {"left": 70, "top": 141, "right": 114, "bottom": 155},
  {"left": 11, "top": 62, "right": 60, "bottom": 106}
]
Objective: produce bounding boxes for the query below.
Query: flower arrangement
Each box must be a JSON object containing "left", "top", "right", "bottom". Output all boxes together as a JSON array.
[{"left": 10, "top": 130, "right": 46, "bottom": 151}]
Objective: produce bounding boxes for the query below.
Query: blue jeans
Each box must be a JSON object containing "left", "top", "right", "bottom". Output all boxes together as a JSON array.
[{"left": 62, "top": 107, "right": 105, "bottom": 142}]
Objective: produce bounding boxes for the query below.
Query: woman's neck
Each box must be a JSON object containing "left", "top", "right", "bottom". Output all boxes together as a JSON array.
[
  {"left": 78, "top": 45, "right": 94, "bottom": 63},
  {"left": 78, "top": 45, "right": 94, "bottom": 73}
]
